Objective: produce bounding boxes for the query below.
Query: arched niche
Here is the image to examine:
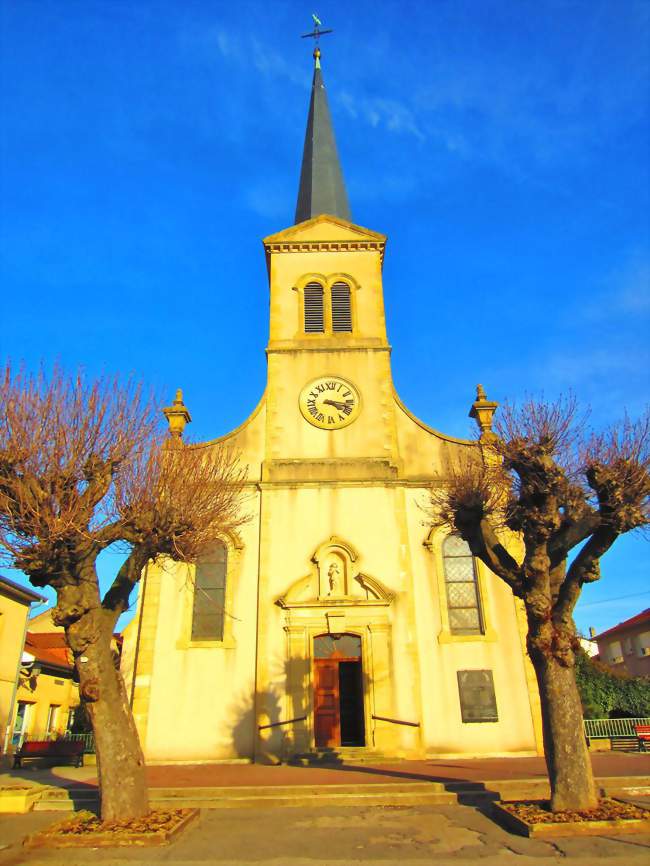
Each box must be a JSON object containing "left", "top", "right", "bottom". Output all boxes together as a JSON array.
[{"left": 276, "top": 536, "right": 394, "bottom": 609}]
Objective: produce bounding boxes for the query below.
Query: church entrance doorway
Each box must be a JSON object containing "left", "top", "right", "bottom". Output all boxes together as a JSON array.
[{"left": 313, "top": 633, "right": 365, "bottom": 748}]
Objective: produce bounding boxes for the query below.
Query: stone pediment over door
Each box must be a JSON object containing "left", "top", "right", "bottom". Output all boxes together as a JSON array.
[{"left": 276, "top": 536, "right": 394, "bottom": 610}]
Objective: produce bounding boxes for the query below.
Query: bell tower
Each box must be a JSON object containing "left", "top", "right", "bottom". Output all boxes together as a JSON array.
[{"left": 261, "top": 49, "right": 400, "bottom": 483}]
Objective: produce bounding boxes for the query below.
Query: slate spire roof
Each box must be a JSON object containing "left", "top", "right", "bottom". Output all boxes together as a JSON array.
[{"left": 295, "top": 48, "right": 351, "bottom": 224}]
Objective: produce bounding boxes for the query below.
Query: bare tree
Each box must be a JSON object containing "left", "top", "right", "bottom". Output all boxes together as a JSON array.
[
  {"left": 0, "top": 365, "right": 247, "bottom": 820},
  {"left": 432, "top": 395, "right": 650, "bottom": 812}
]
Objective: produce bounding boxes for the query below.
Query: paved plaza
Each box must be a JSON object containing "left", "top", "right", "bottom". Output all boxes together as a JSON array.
[
  {"left": 1, "top": 800, "right": 650, "bottom": 866},
  {"left": 0, "top": 754, "right": 648, "bottom": 865}
]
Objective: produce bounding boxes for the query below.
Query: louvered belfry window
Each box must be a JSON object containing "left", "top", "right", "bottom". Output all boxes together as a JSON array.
[
  {"left": 331, "top": 281, "right": 352, "bottom": 332},
  {"left": 191, "top": 542, "right": 227, "bottom": 641},
  {"left": 443, "top": 535, "right": 484, "bottom": 635},
  {"left": 304, "top": 282, "right": 325, "bottom": 333}
]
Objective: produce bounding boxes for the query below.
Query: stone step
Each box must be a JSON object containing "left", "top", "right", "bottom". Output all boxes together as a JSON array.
[
  {"left": 33, "top": 791, "right": 99, "bottom": 812},
  {"left": 154, "top": 781, "right": 449, "bottom": 799},
  {"left": 288, "top": 750, "right": 396, "bottom": 766},
  {"left": 149, "top": 788, "right": 458, "bottom": 810},
  {"left": 32, "top": 781, "right": 465, "bottom": 811},
  {"left": 25, "top": 774, "right": 650, "bottom": 812}
]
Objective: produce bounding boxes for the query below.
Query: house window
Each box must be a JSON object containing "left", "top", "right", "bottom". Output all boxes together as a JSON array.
[
  {"left": 191, "top": 542, "right": 228, "bottom": 641},
  {"left": 331, "top": 281, "right": 352, "bottom": 332},
  {"left": 66, "top": 708, "right": 76, "bottom": 732},
  {"left": 304, "top": 282, "right": 325, "bottom": 333},
  {"left": 46, "top": 704, "right": 60, "bottom": 737},
  {"left": 443, "top": 535, "right": 484, "bottom": 635},
  {"left": 608, "top": 641, "right": 623, "bottom": 664},
  {"left": 639, "top": 631, "right": 650, "bottom": 657},
  {"left": 12, "top": 701, "right": 30, "bottom": 747},
  {"left": 457, "top": 670, "right": 498, "bottom": 723}
]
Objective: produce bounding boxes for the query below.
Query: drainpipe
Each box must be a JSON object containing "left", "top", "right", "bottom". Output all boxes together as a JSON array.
[
  {"left": 252, "top": 482, "right": 263, "bottom": 762},
  {"left": 129, "top": 560, "right": 150, "bottom": 708}
]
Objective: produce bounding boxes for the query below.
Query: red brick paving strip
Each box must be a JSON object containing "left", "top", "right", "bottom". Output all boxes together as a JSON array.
[
  {"left": 139, "top": 753, "right": 649, "bottom": 788},
  {"left": 69, "top": 753, "right": 649, "bottom": 789}
]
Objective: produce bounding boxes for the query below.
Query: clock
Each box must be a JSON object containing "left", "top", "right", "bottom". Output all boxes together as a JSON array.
[{"left": 299, "top": 376, "right": 361, "bottom": 430}]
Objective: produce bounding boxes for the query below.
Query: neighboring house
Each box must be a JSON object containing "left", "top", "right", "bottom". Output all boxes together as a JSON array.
[
  {"left": 579, "top": 632, "right": 599, "bottom": 658},
  {"left": 9, "top": 609, "right": 80, "bottom": 749},
  {"left": 593, "top": 609, "right": 650, "bottom": 677},
  {"left": 0, "top": 575, "right": 46, "bottom": 755}
]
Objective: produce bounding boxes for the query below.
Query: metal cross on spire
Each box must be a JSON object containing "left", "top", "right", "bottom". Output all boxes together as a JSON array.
[{"left": 301, "top": 13, "right": 333, "bottom": 47}]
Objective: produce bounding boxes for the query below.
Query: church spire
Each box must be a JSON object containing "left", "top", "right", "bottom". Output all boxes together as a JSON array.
[{"left": 295, "top": 47, "right": 351, "bottom": 224}]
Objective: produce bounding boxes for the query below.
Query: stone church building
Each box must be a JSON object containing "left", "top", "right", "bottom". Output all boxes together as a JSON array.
[{"left": 121, "top": 49, "right": 543, "bottom": 764}]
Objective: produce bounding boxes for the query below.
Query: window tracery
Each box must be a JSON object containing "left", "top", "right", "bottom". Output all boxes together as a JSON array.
[{"left": 442, "top": 535, "right": 484, "bottom": 635}]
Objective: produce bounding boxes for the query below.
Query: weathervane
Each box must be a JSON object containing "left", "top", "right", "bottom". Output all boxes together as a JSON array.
[{"left": 301, "top": 13, "right": 333, "bottom": 52}]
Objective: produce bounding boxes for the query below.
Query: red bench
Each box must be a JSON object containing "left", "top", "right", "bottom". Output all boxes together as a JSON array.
[
  {"left": 13, "top": 739, "right": 84, "bottom": 768},
  {"left": 635, "top": 725, "right": 650, "bottom": 752}
]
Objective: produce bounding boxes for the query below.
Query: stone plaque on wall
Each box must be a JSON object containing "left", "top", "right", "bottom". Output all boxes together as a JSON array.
[{"left": 456, "top": 669, "right": 498, "bottom": 723}]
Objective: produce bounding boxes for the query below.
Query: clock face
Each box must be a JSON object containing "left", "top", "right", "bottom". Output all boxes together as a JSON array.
[{"left": 299, "top": 376, "right": 361, "bottom": 430}]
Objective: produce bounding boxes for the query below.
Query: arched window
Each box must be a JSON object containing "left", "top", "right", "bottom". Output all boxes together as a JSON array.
[
  {"left": 442, "top": 535, "right": 484, "bottom": 635},
  {"left": 331, "top": 281, "right": 352, "bottom": 332},
  {"left": 191, "top": 542, "right": 228, "bottom": 641},
  {"left": 304, "top": 282, "right": 325, "bottom": 333}
]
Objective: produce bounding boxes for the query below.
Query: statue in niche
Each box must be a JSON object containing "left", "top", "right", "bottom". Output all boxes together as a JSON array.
[{"left": 327, "top": 562, "right": 341, "bottom": 596}]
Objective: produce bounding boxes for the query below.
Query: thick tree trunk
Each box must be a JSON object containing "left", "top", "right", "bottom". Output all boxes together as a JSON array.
[
  {"left": 67, "top": 608, "right": 149, "bottom": 820},
  {"left": 528, "top": 641, "right": 599, "bottom": 811}
]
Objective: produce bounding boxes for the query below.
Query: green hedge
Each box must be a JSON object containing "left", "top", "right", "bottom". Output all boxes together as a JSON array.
[{"left": 575, "top": 650, "right": 650, "bottom": 718}]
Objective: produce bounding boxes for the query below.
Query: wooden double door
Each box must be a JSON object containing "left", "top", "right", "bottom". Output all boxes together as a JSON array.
[{"left": 313, "top": 634, "right": 365, "bottom": 748}]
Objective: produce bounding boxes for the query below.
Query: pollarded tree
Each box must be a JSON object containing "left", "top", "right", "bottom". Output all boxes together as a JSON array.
[
  {"left": 431, "top": 395, "right": 649, "bottom": 812},
  {"left": 0, "top": 366, "right": 247, "bottom": 820}
]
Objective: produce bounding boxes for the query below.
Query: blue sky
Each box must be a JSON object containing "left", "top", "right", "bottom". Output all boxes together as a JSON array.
[{"left": 1, "top": 0, "right": 648, "bottom": 635}]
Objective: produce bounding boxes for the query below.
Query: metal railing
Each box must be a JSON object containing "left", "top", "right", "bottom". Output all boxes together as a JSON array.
[
  {"left": 583, "top": 717, "right": 650, "bottom": 739},
  {"left": 258, "top": 716, "right": 307, "bottom": 732},
  {"left": 372, "top": 714, "right": 420, "bottom": 728},
  {"left": 63, "top": 732, "right": 96, "bottom": 752}
]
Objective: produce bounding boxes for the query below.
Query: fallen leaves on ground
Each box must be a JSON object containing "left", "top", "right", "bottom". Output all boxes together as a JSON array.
[
  {"left": 501, "top": 798, "right": 650, "bottom": 824},
  {"left": 53, "top": 809, "right": 191, "bottom": 836}
]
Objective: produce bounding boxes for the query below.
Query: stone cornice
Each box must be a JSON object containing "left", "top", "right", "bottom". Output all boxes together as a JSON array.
[
  {"left": 266, "top": 341, "right": 391, "bottom": 354},
  {"left": 264, "top": 239, "right": 385, "bottom": 261}
]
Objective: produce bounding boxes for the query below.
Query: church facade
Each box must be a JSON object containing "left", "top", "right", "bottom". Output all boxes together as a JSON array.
[{"left": 121, "top": 50, "right": 543, "bottom": 764}]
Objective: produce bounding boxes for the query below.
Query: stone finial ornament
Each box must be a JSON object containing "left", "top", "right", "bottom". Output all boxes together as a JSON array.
[
  {"left": 469, "top": 383, "right": 499, "bottom": 439},
  {"left": 162, "top": 388, "right": 192, "bottom": 441}
]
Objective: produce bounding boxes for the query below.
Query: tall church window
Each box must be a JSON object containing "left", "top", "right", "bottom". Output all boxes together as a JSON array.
[
  {"left": 331, "top": 282, "right": 352, "bottom": 332},
  {"left": 304, "top": 282, "right": 325, "bottom": 333},
  {"left": 443, "top": 535, "right": 484, "bottom": 635},
  {"left": 191, "top": 542, "right": 228, "bottom": 641}
]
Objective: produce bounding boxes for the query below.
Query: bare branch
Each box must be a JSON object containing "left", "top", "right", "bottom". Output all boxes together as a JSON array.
[
  {"left": 430, "top": 449, "right": 522, "bottom": 591},
  {"left": 582, "top": 410, "right": 650, "bottom": 534},
  {"left": 0, "top": 364, "right": 247, "bottom": 597},
  {"left": 0, "top": 364, "right": 158, "bottom": 565},
  {"left": 468, "top": 518, "right": 523, "bottom": 593},
  {"left": 548, "top": 508, "right": 600, "bottom": 568},
  {"left": 114, "top": 439, "right": 249, "bottom": 563},
  {"left": 102, "top": 548, "right": 150, "bottom": 614}
]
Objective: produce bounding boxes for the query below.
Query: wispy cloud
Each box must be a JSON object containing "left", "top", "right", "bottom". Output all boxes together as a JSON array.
[
  {"left": 603, "top": 256, "right": 650, "bottom": 316},
  {"left": 241, "top": 177, "right": 290, "bottom": 220},
  {"left": 579, "top": 252, "right": 650, "bottom": 321},
  {"left": 181, "top": 25, "right": 307, "bottom": 89},
  {"left": 338, "top": 91, "right": 425, "bottom": 141}
]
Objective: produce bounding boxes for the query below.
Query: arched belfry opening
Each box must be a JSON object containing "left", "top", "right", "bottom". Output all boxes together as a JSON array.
[{"left": 313, "top": 633, "right": 365, "bottom": 747}]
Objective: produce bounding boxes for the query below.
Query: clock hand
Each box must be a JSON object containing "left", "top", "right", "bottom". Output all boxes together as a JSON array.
[{"left": 323, "top": 399, "right": 348, "bottom": 410}]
